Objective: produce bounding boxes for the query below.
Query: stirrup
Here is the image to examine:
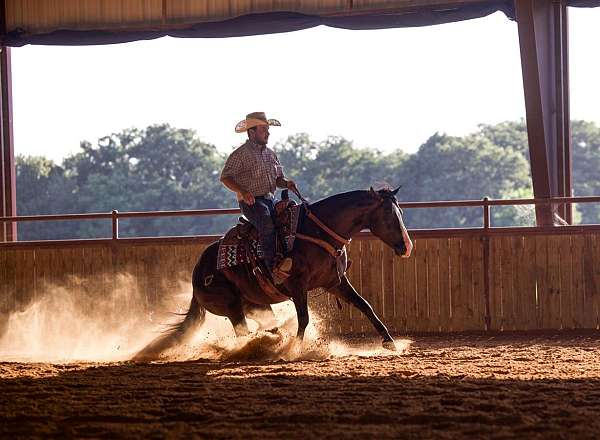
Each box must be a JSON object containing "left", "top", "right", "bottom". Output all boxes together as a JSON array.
[
  {"left": 271, "top": 269, "right": 288, "bottom": 285},
  {"left": 277, "top": 257, "right": 293, "bottom": 273},
  {"left": 272, "top": 257, "right": 292, "bottom": 285}
]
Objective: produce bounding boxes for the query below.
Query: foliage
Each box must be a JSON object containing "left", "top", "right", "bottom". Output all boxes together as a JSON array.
[
  {"left": 17, "top": 124, "right": 228, "bottom": 239},
  {"left": 272, "top": 134, "right": 406, "bottom": 201},
  {"left": 572, "top": 120, "right": 600, "bottom": 224},
  {"left": 15, "top": 120, "right": 600, "bottom": 239}
]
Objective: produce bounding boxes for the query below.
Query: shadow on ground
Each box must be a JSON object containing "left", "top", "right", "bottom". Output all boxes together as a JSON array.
[{"left": 2, "top": 332, "right": 600, "bottom": 439}]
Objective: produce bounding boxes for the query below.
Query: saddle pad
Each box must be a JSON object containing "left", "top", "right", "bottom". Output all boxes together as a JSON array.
[
  {"left": 216, "top": 239, "right": 263, "bottom": 270},
  {"left": 216, "top": 204, "right": 302, "bottom": 270}
]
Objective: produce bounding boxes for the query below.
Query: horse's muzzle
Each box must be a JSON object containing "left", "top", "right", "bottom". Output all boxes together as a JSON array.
[{"left": 394, "top": 241, "right": 407, "bottom": 257}]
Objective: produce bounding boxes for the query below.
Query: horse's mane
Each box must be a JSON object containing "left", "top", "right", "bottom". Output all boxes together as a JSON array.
[
  {"left": 309, "top": 190, "right": 368, "bottom": 210},
  {"left": 309, "top": 187, "right": 396, "bottom": 211}
]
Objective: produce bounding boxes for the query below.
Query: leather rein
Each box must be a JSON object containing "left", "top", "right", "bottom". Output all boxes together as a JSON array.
[
  {"left": 290, "top": 187, "right": 398, "bottom": 259},
  {"left": 291, "top": 188, "right": 351, "bottom": 258}
]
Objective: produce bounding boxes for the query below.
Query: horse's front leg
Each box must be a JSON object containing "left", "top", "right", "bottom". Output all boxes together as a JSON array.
[
  {"left": 330, "top": 275, "right": 396, "bottom": 351},
  {"left": 291, "top": 289, "right": 309, "bottom": 341}
]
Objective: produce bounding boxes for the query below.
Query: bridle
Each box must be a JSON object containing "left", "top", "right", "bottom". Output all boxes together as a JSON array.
[
  {"left": 292, "top": 188, "right": 403, "bottom": 258},
  {"left": 291, "top": 187, "right": 351, "bottom": 258},
  {"left": 292, "top": 188, "right": 403, "bottom": 260},
  {"left": 291, "top": 187, "right": 398, "bottom": 259}
]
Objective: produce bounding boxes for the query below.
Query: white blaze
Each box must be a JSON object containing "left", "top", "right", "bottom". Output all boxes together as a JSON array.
[{"left": 394, "top": 203, "right": 413, "bottom": 258}]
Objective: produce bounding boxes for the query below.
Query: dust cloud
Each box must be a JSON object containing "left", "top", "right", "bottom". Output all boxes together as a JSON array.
[
  {"left": 0, "top": 275, "right": 410, "bottom": 363},
  {"left": 159, "top": 302, "right": 410, "bottom": 363},
  {"left": 0, "top": 274, "right": 180, "bottom": 362}
]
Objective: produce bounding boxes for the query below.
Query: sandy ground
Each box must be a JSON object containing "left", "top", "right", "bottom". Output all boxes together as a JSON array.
[{"left": 2, "top": 331, "right": 600, "bottom": 439}]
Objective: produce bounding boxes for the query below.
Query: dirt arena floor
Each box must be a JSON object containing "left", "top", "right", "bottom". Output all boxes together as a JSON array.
[{"left": 2, "top": 331, "right": 600, "bottom": 439}]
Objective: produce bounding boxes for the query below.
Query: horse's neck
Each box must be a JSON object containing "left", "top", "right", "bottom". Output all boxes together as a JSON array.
[{"left": 307, "top": 191, "right": 373, "bottom": 240}]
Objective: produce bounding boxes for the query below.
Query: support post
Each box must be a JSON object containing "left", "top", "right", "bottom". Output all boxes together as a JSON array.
[
  {"left": 112, "top": 210, "right": 119, "bottom": 240},
  {"left": 0, "top": 45, "right": 16, "bottom": 241},
  {"left": 482, "top": 198, "right": 491, "bottom": 330},
  {"left": 515, "top": 0, "right": 571, "bottom": 226}
]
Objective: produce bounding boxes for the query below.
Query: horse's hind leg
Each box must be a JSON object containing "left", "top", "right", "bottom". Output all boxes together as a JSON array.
[
  {"left": 196, "top": 286, "right": 250, "bottom": 337},
  {"left": 191, "top": 249, "right": 250, "bottom": 337},
  {"left": 198, "top": 288, "right": 250, "bottom": 337},
  {"left": 230, "top": 317, "right": 250, "bottom": 337},
  {"left": 330, "top": 275, "right": 396, "bottom": 350}
]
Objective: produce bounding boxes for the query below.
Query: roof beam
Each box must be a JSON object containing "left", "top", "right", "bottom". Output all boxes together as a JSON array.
[{"left": 515, "top": 0, "right": 571, "bottom": 226}]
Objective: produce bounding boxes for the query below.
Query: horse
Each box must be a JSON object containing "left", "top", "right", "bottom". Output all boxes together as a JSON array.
[{"left": 134, "top": 186, "right": 413, "bottom": 360}]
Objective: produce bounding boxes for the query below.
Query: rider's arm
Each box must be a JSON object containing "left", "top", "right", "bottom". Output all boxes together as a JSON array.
[
  {"left": 273, "top": 152, "right": 291, "bottom": 190},
  {"left": 221, "top": 176, "right": 255, "bottom": 205},
  {"left": 273, "top": 154, "right": 295, "bottom": 190},
  {"left": 221, "top": 176, "right": 244, "bottom": 194},
  {"left": 276, "top": 176, "right": 288, "bottom": 188},
  {"left": 220, "top": 151, "right": 254, "bottom": 204},
  {"left": 276, "top": 176, "right": 297, "bottom": 190}
]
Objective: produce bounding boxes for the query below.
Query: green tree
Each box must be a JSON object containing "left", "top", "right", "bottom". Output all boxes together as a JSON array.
[
  {"left": 477, "top": 120, "right": 529, "bottom": 158},
  {"left": 18, "top": 124, "right": 234, "bottom": 239},
  {"left": 273, "top": 134, "right": 408, "bottom": 202},
  {"left": 572, "top": 120, "right": 600, "bottom": 224},
  {"left": 401, "top": 132, "right": 532, "bottom": 228},
  {"left": 16, "top": 156, "right": 78, "bottom": 240},
  {"left": 271, "top": 133, "right": 319, "bottom": 198},
  {"left": 20, "top": 119, "right": 600, "bottom": 239}
]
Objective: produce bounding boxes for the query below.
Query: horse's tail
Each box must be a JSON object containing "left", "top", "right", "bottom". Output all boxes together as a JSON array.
[{"left": 132, "top": 293, "right": 206, "bottom": 361}]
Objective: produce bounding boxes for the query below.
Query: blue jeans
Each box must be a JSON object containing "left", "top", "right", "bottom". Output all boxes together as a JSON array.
[{"left": 239, "top": 196, "right": 276, "bottom": 271}]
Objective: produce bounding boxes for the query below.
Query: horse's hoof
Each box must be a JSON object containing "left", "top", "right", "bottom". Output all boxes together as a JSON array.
[{"left": 382, "top": 339, "right": 397, "bottom": 351}]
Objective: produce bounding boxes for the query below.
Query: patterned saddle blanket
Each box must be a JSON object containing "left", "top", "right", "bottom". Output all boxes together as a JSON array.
[{"left": 216, "top": 202, "right": 302, "bottom": 270}]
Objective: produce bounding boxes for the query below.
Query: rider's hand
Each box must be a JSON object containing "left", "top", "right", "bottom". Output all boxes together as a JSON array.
[
  {"left": 286, "top": 179, "right": 297, "bottom": 191},
  {"left": 241, "top": 190, "right": 255, "bottom": 205}
]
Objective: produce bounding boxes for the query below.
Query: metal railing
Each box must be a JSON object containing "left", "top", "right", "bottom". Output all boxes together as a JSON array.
[{"left": 1, "top": 195, "right": 600, "bottom": 244}]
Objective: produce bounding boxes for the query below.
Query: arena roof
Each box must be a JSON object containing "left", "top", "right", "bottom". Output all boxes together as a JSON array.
[{"left": 1, "top": 0, "right": 596, "bottom": 47}]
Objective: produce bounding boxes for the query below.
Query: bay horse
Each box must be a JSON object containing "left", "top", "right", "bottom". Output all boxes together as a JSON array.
[{"left": 134, "top": 187, "right": 413, "bottom": 360}]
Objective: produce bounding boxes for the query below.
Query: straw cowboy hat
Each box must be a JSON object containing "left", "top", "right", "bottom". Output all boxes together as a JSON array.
[{"left": 235, "top": 111, "right": 281, "bottom": 133}]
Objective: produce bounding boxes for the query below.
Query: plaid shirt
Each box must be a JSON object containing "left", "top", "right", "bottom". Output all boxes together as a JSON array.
[{"left": 221, "top": 140, "right": 284, "bottom": 199}]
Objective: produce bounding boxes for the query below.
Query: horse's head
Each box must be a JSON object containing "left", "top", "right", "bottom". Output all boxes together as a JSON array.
[{"left": 367, "top": 186, "right": 413, "bottom": 258}]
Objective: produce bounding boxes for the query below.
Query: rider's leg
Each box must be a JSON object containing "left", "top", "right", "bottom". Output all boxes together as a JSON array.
[{"left": 239, "top": 197, "right": 276, "bottom": 273}]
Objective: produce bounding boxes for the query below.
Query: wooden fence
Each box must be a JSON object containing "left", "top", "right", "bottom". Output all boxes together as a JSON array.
[
  {"left": 2, "top": 229, "right": 600, "bottom": 335},
  {"left": 0, "top": 238, "right": 211, "bottom": 319},
  {"left": 328, "top": 231, "right": 600, "bottom": 334}
]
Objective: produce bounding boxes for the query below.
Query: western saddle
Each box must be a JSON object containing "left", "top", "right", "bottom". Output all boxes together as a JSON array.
[{"left": 223, "top": 190, "right": 298, "bottom": 293}]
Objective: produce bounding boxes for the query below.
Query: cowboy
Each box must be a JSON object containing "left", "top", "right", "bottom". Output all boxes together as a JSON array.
[{"left": 220, "top": 112, "right": 297, "bottom": 283}]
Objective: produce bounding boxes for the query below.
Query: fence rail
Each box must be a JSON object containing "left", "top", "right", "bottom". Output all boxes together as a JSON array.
[
  {"left": 2, "top": 195, "right": 600, "bottom": 335},
  {"left": 2, "top": 195, "right": 600, "bottom": 243}
]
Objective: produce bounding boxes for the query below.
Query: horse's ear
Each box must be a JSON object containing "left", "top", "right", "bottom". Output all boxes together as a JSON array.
[
  {"left": 392, "top": 185, "right": 402, "bottom": 195},
  {"left": 369, "top": 186, "right": 382, "bottom": 200}
]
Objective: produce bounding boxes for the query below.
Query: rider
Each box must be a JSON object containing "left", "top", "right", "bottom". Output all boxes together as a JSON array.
[{"left": 220, "top": 112, "right": 297, "bottom": 284}]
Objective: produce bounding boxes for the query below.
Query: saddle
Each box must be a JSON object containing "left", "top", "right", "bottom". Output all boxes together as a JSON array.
[{"left": 216, "top": 191, "right": 301, "bottom": 296}]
